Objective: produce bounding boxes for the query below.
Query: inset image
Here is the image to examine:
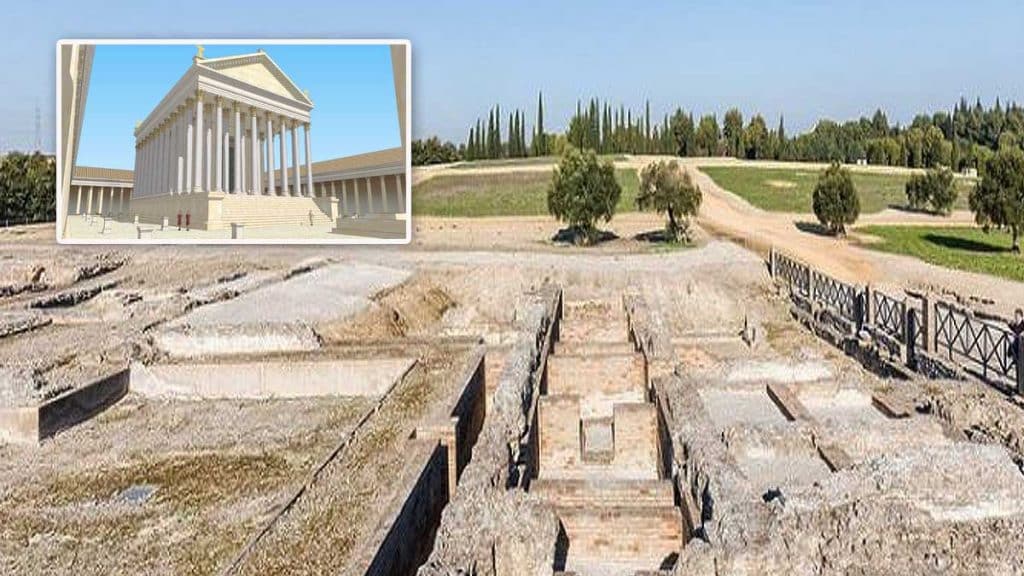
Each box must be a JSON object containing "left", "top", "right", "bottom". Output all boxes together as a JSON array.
[{"left": 57, "top": 40, "right": 410, "bottom": 243}]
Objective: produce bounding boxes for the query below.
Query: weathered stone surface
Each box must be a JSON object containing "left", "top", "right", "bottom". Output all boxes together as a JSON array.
[{"left": 419, "top": 286, "right": 562, "bottom": 576}]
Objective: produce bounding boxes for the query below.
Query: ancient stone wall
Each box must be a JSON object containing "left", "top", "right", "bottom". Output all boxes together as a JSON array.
[{"left": 418, "top": 285, "right": 562, "bottom": 576}]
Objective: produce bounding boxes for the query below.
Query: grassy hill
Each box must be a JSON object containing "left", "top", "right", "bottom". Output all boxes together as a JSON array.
[
  {"left": 702, "top": 165, "right": 973, "bottom": 214},
  {"left": 413, "top": 168, "right": 639, "bottom": 217}
]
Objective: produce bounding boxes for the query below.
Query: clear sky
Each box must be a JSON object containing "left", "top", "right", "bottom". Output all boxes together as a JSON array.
[
  {"left": 1, "top": 0, "right": 1022, "bottom": 155},
  {"left": 76, "top": 44, "right": 400, "bottom": 169}
]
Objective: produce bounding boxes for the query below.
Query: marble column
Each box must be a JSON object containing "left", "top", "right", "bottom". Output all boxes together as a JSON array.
[
  {"left": 193, "top": 92, "right": 204, "bottom": 192},
  {"left": 222, "top": 136, "right": 229, "bottom": 192},
  {"left": 397, "top": 174, "right": 406, "bottom": 212},
  {"left": 205, "top": 119, "right": 212, "bottom": 192},
  {"left": 355, "top": 179, "right": 362, "bottom": 215},
  {"left": 154, "top": 125, "right": 162, "bottom": 196},
  {"left": 176, "top": 109, "right": 184, "bottom": 194},
  {"left": 215, "top": 98, "right": 223, "bottom": 192},
  {"left": 341, "top": 180, "right": 349, "bottom": 215},
  {"left": 364, "top": 178, "right": 372, "bottom": 213},
  {"left": 279, "top": 118, "right": 289, "bottom": 195},
  {"left": 380, "top": 175, "right": 390, "bottom": 213},
  {"left": 266, "top": 116, "right": 276, "bottom": 196},
  {"left": 75, "top": 187, "right": 82, "bottom": 214},
  {"left": 304, "top": 123, "right": 313, "bottom": 197},
  {"left": 240, "top": 127, "right": 246, "bottom": 194},
  {"left": 250, "top": 110, "right": 260, "bottom": 195},
  {"left": 233, "top": 105, "right": 242, "bottom": 194},
  {"left": 186, "top": 100, "right": 194, "bottom": 194},
  {"left": 291, "top": 122, "right": 301, "bottom": 195}
]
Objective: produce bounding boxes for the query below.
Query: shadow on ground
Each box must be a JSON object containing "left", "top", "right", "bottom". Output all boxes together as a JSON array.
[
  {"left": 551, "top": 227, "right": 619, "bottom": 246},
  {"left": 886, "top": 203, "right": 954, "bottom": 217},
  {"left": 922, "top": 233, "right": 1008, "bottom": 253},
  {"left": 794, "top": 221, "right": 837, "bottom": 237}
]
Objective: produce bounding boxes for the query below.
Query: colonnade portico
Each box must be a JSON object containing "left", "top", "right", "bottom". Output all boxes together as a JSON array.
[
  {"left": 128, "top": 49, "right": 324, "bottom": 230},
  {"left": 135, "top": 92, "right": 314, "bottom": 199}
]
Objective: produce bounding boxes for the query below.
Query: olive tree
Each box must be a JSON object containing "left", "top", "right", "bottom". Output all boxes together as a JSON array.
[
  {"left": 547, "top": 147, "right": 621, "bottom": 245},
  {"left": 637, "top": 160, "right": 702, "bottom": 242},
  {"left": 905, "top": 167, "right": 957, "bottom": 214},
  {"left": 812, "top": 162, "right": 860, "bottom": 236},
  {"left": 970, "top": 148, "right": 1024, "bottom": 253}
]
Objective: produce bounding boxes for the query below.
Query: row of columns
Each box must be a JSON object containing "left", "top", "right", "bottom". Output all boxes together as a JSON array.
[
  {"left": 312, "top": 173, "right": 407, "bottom": 216},
  {"left": 135, "top": 90, "right": 314, "bottom": 198},
  {"left": 71, "top": 185, "right": 131, "bottom": 216}
]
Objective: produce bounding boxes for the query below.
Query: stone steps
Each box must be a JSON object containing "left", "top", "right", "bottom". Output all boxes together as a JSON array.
[
  {"left": 560, "top": 318, "right": 630, "bottom": 344},
  {"left": 554, "top": 340, "right": 636, "bottom": 357},
  {"left": 547, "top": 353, "right": 646, "bottom": 398},
  {"left": 532, "top": 478, "right": 675, "bottom": 508}
]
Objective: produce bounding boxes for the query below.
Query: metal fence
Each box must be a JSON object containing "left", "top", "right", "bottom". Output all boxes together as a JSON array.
[
  {"left": 769, "top": 247, "right": 1022, "bottom": 394},
  {"left": 811, "top": 270, "right": 859, "bottom": 324},
  {"left": 934, "top": 301, "right": 1018, "bottom": 383}
]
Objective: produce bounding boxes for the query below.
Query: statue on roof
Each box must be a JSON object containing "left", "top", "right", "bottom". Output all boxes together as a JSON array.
[{"left": 194, "top": 45, "right": 205, "bottom": 63}]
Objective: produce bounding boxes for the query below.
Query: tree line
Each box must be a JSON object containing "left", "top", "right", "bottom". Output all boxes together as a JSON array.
[
  {"left": 0, "top": 152, "right": 55, "bottom": 225},
  {"left": 412, "top": 96, "right": 1024, "bottom": 171}
]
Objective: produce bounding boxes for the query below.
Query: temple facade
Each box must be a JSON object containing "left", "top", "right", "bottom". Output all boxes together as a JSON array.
[{"left": 131, "top": 48, "right": 338, "bottom": 230}]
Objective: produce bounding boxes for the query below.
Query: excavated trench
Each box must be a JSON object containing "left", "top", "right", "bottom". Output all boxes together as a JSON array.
[{"left": 531, "top": 298, "right": 683, "bottom": 575}]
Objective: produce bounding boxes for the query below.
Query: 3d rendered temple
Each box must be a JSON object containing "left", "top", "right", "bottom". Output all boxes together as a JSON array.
[{"left": 64, "top": 46, "right": 408, "bottom": 239}]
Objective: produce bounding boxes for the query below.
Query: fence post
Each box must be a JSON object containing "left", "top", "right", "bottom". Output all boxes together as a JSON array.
[
  {"left": 922, "top": 294, "right": 936, "bottom": 355},
  {"left": 862, "top": 284, "right": 873, "bottom": 329},
  {"left": 807, "top": 268, "right": 817, "bottom": 315},
  {"left": 1017, "top": 335, "right": 1024, "bottom": 395},
  {"left": 903, "top": 300, "right": 915, "bottom": 368}
]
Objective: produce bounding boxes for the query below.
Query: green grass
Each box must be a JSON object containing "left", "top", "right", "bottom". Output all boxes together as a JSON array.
[
  {"left": 702, "top": 165, "right": 973, "bottom": 214},
  {"left": 859, "top": 225, "right": 1024, "bottom": 282},
  {"left": 453, "top": 154, "right": 628, "bottom": 169},
  {"left": 413, "top": 168, "right": 640, "bottom": 217}
]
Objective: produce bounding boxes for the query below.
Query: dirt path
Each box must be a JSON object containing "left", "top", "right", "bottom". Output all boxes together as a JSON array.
[
  {"left": 672, "top": 157, "right": 1024, "bottom": 316},
  {"left": 413, "top": 156, "right": 1023, "bottom": 315}
]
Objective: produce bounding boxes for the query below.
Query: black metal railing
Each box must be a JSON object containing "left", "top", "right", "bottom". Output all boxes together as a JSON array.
[
  {"left": 934, "top": 301, "right": 1017, "bottom": 383},
  {"left": 769, "top": 247, "right": 1021, "bottom": 394}
]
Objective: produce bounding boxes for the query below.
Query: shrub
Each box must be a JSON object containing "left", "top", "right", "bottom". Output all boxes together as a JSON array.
[
  {"left": 812, "top": 162, "right": 860, "bottom": 235},
  {"left": 637, "top": 160, "right": 702, "bottom": 242},
  {"left": 547, "top": 147, "right": 621, "bottom": 245},
  {"left": 928, "top": 167, "right": 958, "bottom": 214},
  {"left": 905, "top": 167, "right": 956, "bottom": 214},
  {"left": 970, "top": 148, "right": 1024, "bottom": 253}
]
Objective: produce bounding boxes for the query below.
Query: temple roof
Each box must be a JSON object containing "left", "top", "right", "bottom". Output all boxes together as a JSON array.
[
  {"left": 197, "top": 51, "right": 312, "bottom": 106},
  {"left": 72, "top": 165, "right": 134, "bottom": 182}
]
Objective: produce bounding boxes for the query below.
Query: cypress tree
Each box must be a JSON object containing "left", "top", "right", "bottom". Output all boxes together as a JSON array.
[
  {"left": 645, "top": 100, "right": 651, "bottom": 154},
  {"left": 535, "top": 92, "right": 546, "bottom": 156}
]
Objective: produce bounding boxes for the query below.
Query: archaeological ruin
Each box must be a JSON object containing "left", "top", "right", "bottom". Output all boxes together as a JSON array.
[{"left": 3, "top": 223, "right": 1024, "bottom": 576}]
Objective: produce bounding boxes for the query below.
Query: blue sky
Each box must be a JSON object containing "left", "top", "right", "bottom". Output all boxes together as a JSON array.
[
  {"left": 77, "top": 44, "right": 400, "bottom": 169},
  {"left": 1, "top": 0, "right": 1022, "bottom": 156}
]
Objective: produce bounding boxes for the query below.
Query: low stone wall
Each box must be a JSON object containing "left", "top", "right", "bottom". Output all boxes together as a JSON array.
[
  {"left": 344, "top": 439, "right": 450, "bottom": 576},
  {"left": 0, "top": 368, "right": 129, "bottom": 443},
  {"left": 418, "top": 285, "right": 563, "bottom": 576},
  {"left": 623, "top": 292, "right": 768, "bottom": 550},
  {"left": 130, "top": 357, "right": 416, "bottom": 399}
]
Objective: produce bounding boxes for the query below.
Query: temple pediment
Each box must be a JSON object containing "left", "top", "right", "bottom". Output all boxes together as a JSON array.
[{"left": 198, "top": 52, "right": 311, "bottom": 105}]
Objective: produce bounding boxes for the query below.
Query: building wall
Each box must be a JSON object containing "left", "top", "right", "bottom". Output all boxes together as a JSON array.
[{"left": 127, "top": 191, "right": 338, "bottom": 230}]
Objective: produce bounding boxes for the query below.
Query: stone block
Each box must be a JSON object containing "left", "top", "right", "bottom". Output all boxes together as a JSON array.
[{"left": 539, "top": 394, "right": 582, "bottom": 476}]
